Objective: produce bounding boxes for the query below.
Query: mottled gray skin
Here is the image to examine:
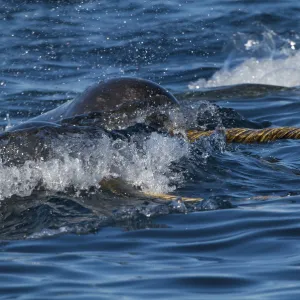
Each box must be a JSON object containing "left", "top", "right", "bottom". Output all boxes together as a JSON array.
[{"left": 10, "top": 78, "right": 178, "bottom": 132}]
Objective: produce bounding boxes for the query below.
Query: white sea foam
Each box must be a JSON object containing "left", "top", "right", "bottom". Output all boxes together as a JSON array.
[
  {"left": 0, "top": 132, "right": 191, "bottom": 200},
  {"left": 113, "top": 133, "right": 189, "bottom": 193},
  {"left": 28, "top": 227, "right": 70, "bottom": 239},
  {"left": 189, "top": 42, "right": 300, "bottom": 89}
]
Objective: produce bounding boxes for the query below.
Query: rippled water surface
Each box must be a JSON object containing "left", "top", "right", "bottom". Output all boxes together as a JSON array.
[{"left": 1, "top": 0, "right": 300, "bottom": 299}]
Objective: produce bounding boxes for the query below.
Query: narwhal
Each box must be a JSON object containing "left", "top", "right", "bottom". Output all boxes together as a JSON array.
[{"left": 6, "top": 77, "right": 201, "bottom": 202}]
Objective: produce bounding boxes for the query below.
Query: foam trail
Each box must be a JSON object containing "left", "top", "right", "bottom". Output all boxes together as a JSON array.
[{"left": 189, "top": 50, "right": 300, "bottom": 89}]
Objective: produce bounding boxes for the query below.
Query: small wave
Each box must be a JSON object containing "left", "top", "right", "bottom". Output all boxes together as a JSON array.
[
  {"left": 0, "top": 130, "right": 191, "bottom": 200},
  {"left": 189, "top": 30, "right": 300, "bottom": 89},
  {"left": 22, "top": 197, "right": 233, "bottom": 240},
  {"left": 189, "top": 53, "right": 300, "bottom": 88}
]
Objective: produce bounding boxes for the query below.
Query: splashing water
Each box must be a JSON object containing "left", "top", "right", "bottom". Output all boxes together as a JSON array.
[
  {"left": 0, "top": 99, "right": 231, "bottom": 201},
  {"left": 0, "top": 130, "right": 192, "bottom": 200},
  {"left": 189, "top": 30, "right": 300, "bottom": 89},
  {"left": 4, "top": 113, "right": 12, "bottom": 131},
  {"left": 189, "top": 51, "right": 300, "bottom": 88},
  {"left": 116, "top": 133, "right": 189, "bottom": 193}
]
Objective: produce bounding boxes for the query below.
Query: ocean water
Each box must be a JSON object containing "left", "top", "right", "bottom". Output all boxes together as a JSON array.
[{"left": 1, "top": 0, "right": 300, "bottom": 298}]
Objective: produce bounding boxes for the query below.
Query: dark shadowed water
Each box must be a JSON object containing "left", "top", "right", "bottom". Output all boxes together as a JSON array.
[{"left": 1, "top": 0, "right": 300, "bottom": 299}]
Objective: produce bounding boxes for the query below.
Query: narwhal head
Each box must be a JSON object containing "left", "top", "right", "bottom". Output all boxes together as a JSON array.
[{"left": 67, "top": 77, "right": 181, "bottom": 131}]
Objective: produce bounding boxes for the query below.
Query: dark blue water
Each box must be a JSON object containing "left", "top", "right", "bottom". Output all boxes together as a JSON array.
[{"left": 1, "top": 0, "right": 300, "bottom": 298}]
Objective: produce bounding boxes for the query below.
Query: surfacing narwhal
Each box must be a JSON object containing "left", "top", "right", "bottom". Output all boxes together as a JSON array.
[
  {"left": 7, "top": 78, "right": 200, "bottom": 202},
  {"left": 10, "top": 77, "right": 180, "bottom": 132}
]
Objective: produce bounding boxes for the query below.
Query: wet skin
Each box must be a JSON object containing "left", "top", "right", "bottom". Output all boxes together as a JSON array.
[{"left": 9, "top": 77, "right": 179, "bottom": 132}]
